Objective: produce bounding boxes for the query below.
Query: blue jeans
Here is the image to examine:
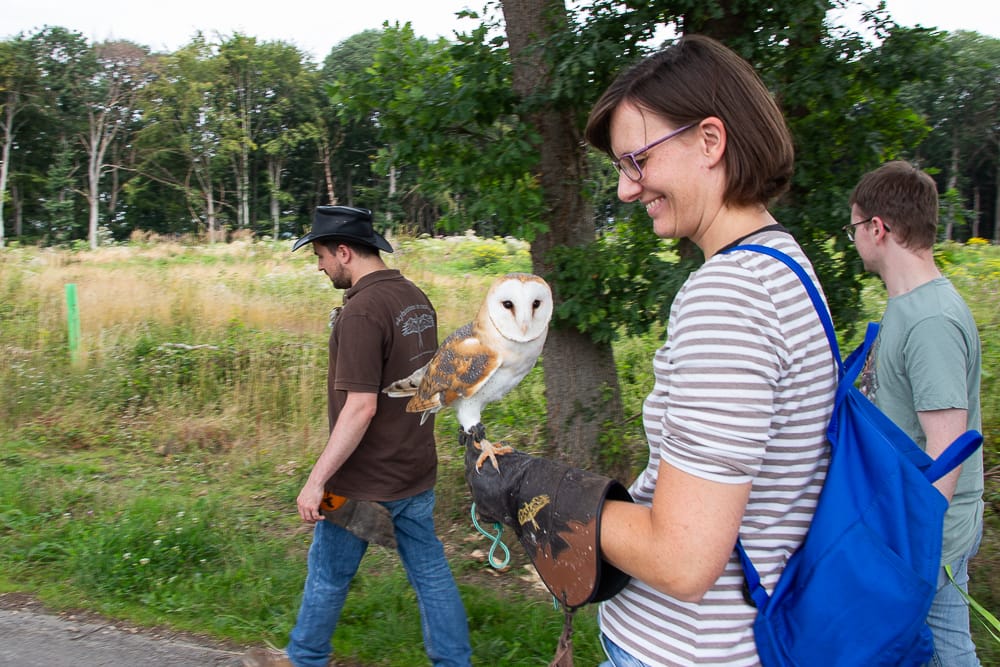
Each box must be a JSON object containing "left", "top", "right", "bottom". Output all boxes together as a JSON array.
[
  {"left": 286, "top": 489, "right": 472, "bottom": 667},
  {"left": 599, "top": 633, "right": 652, "bottom": 667},
  {"left": 926, "top": 526, "right": 983, "bottom": 667}
]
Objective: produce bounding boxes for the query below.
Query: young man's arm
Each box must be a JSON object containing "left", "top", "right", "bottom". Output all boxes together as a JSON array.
[
  {"left": 296, "top": 391, "right": 378, "bottom": 522},
  {"left": 918, "top": 407, "right": 969, "bottom": 501}
]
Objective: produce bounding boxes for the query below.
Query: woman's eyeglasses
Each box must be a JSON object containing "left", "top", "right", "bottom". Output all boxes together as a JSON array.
[{"left": 612, "top": 123, "right": 696, "bottom": 182}]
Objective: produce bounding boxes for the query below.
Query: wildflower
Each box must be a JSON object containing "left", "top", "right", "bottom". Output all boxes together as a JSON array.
[
  {"left": 139, "top": 558, "right": 150, "bottom": 565},
  {"left": 123, "top": 552, "right": 132, "bottom": 560}
]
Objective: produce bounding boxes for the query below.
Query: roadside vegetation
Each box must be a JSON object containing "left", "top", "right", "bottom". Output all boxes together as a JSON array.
[{"left": 1, "top": 234, "right": 997, "bottom": 665}]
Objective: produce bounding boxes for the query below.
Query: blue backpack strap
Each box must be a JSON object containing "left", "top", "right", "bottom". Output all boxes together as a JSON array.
[
  {"left": 725, "top": 243, "right": 841, "bottom": 611},
  {"left": 726, "top": 244, "right": 842, "bottom": 372},
  {"left": 923, "top": 431, "right": 984, "bottom": 484},
  {"left": 735, "top": 538, "right": 769, "bottom": 610}
]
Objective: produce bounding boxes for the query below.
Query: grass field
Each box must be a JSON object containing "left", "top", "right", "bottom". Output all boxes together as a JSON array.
[{"left": 1, "top": 233, "right": 997, "bottom": 665}]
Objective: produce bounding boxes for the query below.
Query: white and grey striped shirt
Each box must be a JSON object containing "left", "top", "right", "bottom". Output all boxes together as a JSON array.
[{"left": 599, "top": 230, "right": 837, "bottom": 666}]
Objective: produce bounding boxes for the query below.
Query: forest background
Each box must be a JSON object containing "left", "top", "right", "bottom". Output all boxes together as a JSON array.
[
  {"left": 2, "top": 0, "right": 999, "bottom": 468},
  {"left": 1, "top": 0, "right": 998, "bottom": 663}
]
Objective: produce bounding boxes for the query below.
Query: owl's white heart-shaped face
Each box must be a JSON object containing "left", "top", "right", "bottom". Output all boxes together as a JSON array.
[{"left": 485, "top": 274, "right": 553, "bottom": 343}]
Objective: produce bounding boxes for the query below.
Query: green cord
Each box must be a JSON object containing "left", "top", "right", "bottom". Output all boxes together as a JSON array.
[{"left": 470, "top": 503, "right": 510, "bottom": 569}]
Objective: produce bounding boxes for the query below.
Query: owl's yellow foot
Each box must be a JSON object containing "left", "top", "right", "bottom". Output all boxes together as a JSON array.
[{"left": 475, "top": 437, "right": 513, "bottom": 472}]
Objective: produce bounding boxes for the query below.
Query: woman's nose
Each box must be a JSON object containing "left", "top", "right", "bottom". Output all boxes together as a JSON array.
[{"left": 617, "top": 171, "right": 642, "bottom": 202}]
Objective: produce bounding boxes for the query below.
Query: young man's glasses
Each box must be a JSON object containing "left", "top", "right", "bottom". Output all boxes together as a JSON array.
[
  {"left": 842, "top": 216, "right": 891, "bottom": 242},
  {"left": 612, "top": 123, "right": 697, "bottom": 182}
]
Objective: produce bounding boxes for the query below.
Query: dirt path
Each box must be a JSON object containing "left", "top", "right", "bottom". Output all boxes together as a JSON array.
[{"left": 0, "top": 593, "right": 245, "bottom": 666}]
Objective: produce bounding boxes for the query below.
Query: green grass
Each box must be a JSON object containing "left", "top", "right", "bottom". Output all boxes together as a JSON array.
[{"left": 1, "top": 235, "right": 997, "bottom": 664}]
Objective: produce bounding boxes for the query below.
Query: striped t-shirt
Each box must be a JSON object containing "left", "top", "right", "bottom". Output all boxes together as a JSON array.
[{"left": 599, "top": 230, "right": 836, "bottom": 666}]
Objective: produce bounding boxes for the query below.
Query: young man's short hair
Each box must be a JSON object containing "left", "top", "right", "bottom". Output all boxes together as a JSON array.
[{"left": 850, "top": 161, "right": 939, "bottom": 249}]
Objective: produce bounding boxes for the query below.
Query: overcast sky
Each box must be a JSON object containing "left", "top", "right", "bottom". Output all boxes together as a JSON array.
[{"left": 2, "top": 0, "right": 997, "bottom": 61}]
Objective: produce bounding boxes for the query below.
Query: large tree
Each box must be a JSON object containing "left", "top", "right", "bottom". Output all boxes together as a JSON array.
[
  {"left": 214, "top": 34, "right": 315, "bottom": 234},
  {"left": 498, "top": 0, "right": 624, "bottom": 468},
  {"left": 900, "top": 31, "right": 1000, "bottom": 241},
  {"left": 0, "top": 35, "right": 42, "bottom": 247},
  {"left": 27, "top": 27, "right": 95, "bottom": 243},
  {"left": 133, "top": 35, "right": 232, "bottom": 239},
  {"left": 78, "top": 40, "right": 153, "bottom": 249}
]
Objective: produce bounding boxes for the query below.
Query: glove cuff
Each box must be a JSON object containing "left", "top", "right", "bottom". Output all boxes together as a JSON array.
[{"left": 513, "top": 460, "right": 632, "bottom": 608}]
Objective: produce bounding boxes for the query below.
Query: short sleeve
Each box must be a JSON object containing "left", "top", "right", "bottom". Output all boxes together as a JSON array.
[{"left": 905, "top": 317, "right": 970, "bottom": 412}]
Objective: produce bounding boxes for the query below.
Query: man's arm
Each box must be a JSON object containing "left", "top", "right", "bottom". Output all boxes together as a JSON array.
[
  {"left": 918, "top": 407, "right": 969, "bottom": 501},
  {"left": 296, "top": 391, "right": 378, "bottom": 522}
]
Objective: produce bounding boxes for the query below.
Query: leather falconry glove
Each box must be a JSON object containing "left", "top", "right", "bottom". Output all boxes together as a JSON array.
[
  {"left": 320, "top": 492, "right": 397, "bottom": 549},
  {"left": 461, "top": 431, "right": 632, "bottom": 609}
]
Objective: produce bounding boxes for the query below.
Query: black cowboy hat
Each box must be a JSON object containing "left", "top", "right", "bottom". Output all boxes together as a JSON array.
[{"left": 292, "top": 206, "right": 393, "bottom": 253}]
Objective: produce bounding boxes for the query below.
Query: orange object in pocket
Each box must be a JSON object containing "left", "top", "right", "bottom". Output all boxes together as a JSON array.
[{"left": 320, "top": 492, "right": 347, "bottom": 512}]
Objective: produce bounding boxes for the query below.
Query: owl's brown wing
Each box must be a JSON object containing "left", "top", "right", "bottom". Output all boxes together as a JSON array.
[{"left": 405, "top": 322, "right": 501, "bottom": 414}]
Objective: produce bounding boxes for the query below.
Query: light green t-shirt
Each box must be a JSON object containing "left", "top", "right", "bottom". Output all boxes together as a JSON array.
[{"left": 862, "top": 277, "right": 984, "bottom": 564}]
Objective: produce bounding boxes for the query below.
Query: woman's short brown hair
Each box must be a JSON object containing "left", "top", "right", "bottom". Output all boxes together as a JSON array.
[{"left": 585, "top": 34, "right": 794, "bottom": 207}]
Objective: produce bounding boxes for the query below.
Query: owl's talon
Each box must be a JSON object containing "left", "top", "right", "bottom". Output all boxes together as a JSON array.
[{"left": 474, "top": 438, "right": 513, "bottom": 472}]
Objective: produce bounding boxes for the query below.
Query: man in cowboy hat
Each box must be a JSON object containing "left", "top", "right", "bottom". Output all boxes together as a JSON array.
[{"left": 242, "top": 206, "right": 472, "bottom": 667}]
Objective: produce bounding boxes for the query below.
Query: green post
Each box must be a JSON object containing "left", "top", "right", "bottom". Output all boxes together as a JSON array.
[{"left": 65, "top": 283, "right": 81, "bottom": 363}]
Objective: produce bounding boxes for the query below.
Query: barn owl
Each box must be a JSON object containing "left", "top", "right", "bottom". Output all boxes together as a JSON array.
[{"left": 383, "top": 273, "right": 553, "bottom": 471}]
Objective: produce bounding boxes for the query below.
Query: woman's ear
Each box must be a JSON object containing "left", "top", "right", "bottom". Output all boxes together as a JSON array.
[{"left": 699, "top": 116, "right": 726, "bottom": 167}]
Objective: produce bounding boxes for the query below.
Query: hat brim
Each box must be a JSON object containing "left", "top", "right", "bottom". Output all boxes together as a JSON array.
[{"left": 292, "top": 231, "right": 393, "bottom": 253}]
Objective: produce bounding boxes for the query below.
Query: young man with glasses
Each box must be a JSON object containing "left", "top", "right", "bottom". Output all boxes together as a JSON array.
[{"left": 849, "top": 161, "right": 984, "bottom": 666}]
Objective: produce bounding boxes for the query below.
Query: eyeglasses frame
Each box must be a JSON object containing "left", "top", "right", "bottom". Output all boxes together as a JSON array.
[
  {"left": 612, "top": 122, "right": 698, "bottom": 182},
  {"left": 842, "top": 216, "right": 892, "bottom": 242}
]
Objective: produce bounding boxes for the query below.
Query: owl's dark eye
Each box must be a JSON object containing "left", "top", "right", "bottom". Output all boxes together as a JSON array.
[
  {"left": 532, "top": 300, "right": 541, "bottom": 310},
  {"left": 502, "top": 300, "right": 514, "bottom": 310}
]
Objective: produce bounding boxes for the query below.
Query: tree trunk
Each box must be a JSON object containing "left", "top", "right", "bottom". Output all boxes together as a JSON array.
[
  {"left": 0, "top": 125, "right": 9, "bottom": 248},
  {"left": 387, "top": 161, "right": 396, "bottom": 225},
  {"left": 502, "top": 0, "right": 624, "bottom": 472},
  {"left": 237, "top": 146, "right": 251, "bottom": 229},
  {"left": 206, "top": 185, "right": 218, "bottom": 243},
  {"left": 12, "top": 183, "right": 22, "bottom": 237},
  {"left": 268, "top": 155, "right": 282, "bottom": 238},
  {"left": 0, "top": 96, "right": 16, "bottom": 248},
  {"left": 946, "top": 141, "right": 960, "bottom": 241},
  {"left": 994, "top": 157, "right": 1000, "bottom": 245},
  {"left": 86, "top": 117, "right": 104, "bottom": 250},
  {"left": 972, "top": 187, "right": 980, "bottom": 240},
  {"left": 320, "top": 138, "right": 338, "bottom": 204}
]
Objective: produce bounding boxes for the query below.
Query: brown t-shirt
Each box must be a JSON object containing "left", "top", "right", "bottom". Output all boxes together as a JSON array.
[{"left": 324, "top": 269, "right": 439, "bottom": 501}]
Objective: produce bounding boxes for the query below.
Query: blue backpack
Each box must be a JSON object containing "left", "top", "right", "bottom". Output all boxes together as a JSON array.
[{"left": 727, "top": 244, "right": 983, "bottom": 666}]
